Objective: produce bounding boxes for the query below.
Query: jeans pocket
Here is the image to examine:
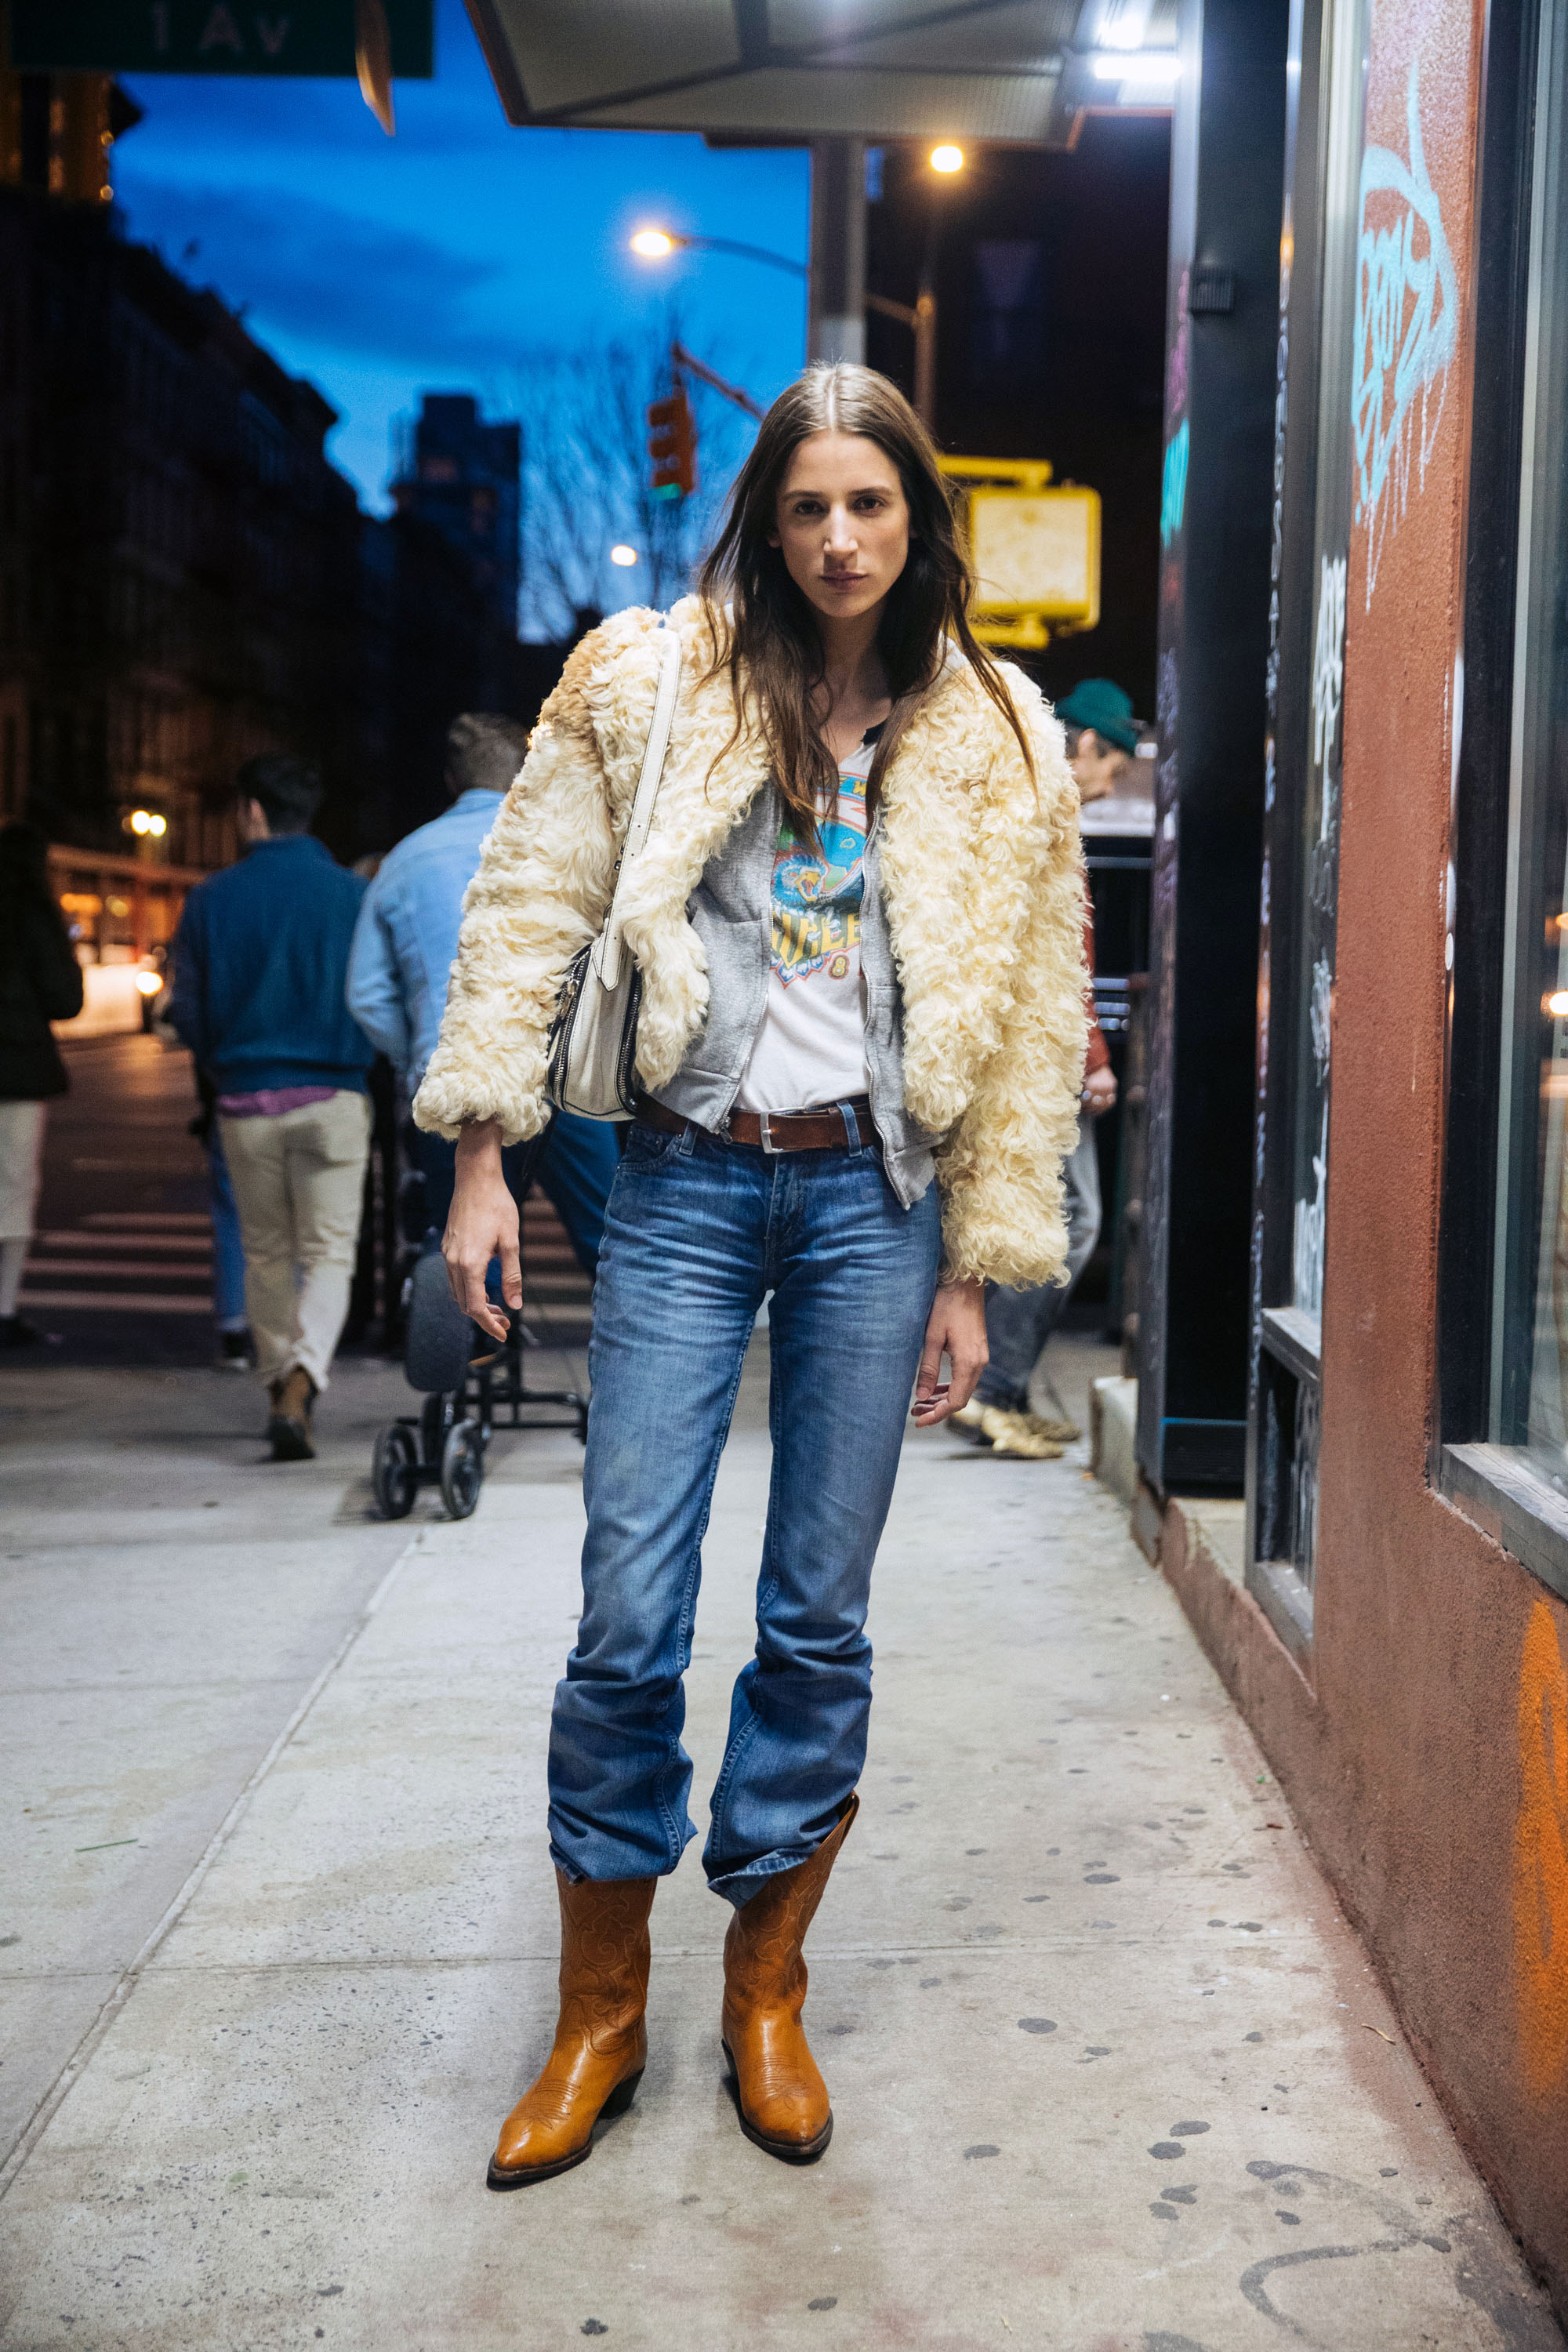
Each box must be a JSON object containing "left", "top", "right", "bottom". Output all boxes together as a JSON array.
[{"left": 622, "top": 1123, "right": 684, "bottom": 1172}]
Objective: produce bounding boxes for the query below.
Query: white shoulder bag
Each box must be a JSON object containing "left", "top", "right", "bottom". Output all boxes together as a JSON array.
[{"left": 544, "top": 627, "right": 682, "bottom": 1120}]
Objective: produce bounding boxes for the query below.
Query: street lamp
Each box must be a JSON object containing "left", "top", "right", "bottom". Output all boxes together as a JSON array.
[
  {"left": 865, "top": 146, "right": 967, "bottom": 427},
  {"left": 629, "top": 226, "right": 809, "bottom": 281}
]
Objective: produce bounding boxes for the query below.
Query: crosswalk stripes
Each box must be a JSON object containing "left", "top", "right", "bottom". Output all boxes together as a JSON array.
[
  {"left": 20, "top": 1211, "right": 213, "bottom": 1316},
  {"left": 19, "top": 1201, "right": 594, "bottom": 1333},
  {"left": 518, "top": 1196, "right": 593, "bottom": 1344}
]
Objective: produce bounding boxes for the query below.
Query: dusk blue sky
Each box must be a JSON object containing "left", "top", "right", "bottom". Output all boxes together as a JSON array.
[{"left": 114, "top": 0, "right": 811, "bottom": 514}]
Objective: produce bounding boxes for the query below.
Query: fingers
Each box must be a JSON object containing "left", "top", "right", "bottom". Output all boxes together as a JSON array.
[
  {"left": 910, "top": 1298, "right": 988, "bottom": 1425},
  {"left": 945, "top": 1341, "right": 987, "bottom": 1415},
  {"left": 912, "top": 1316, "right": 959, "bottom": 1425},
  {"left": 913, "top": 1317, "right": 944, "bottom": 1408},
  {"left": 442, "top": 1225, "right": 512, "bottom": 1343}
]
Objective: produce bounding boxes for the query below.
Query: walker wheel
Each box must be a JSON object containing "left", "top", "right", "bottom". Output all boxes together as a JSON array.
[
  {"left": 372, "top": 1424, "right": 419, "bottom": 1519},
  {"left": 440, "top": 1418, "right": 484, "bottom": 1519},
  {"left": 421, "top": 1387, "right": 456, "bottom": 1465}
]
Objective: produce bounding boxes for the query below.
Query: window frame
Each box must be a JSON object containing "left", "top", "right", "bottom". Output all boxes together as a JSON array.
[{"left": 1436, "top": 0, "right": 1568, "bottom": 1595}]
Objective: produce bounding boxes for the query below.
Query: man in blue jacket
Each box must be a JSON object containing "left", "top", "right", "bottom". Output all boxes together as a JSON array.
[
  {"left": 172, "top": 754, "right": 373, "bottom": 1461},
  {"left": 347, "top": 713, "right": 618, "bottom": 1278}
]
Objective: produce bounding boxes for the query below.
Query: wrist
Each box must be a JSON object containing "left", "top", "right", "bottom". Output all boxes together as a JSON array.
[{"left": 456, "top": 1117, "right": 503, "bottom": 1168}]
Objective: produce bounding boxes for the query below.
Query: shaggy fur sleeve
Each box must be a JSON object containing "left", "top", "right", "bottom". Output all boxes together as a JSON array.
[
  {"left": 412, "top": 634, "right": 625, "bottom": 1145},
  {"left": 934, "top": 687, "right": 1089, "bottom": 1288}
]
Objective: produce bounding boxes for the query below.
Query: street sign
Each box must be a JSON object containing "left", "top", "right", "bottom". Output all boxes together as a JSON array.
[
  {"left": 8, "top": 1, "right": 434, "bottom": 76},
  {"left": 940, "top": 458, "right": 1101, "bottom": 652}
]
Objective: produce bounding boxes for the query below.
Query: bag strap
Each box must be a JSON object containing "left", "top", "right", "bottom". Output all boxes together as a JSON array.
[{"left": 594, "top": 626, "right": 682, "bottom": 990}]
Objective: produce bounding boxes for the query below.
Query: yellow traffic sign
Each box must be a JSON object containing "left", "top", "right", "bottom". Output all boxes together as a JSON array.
[{"left": 939, "top": 457, "right": 1102, "bottom": 652}]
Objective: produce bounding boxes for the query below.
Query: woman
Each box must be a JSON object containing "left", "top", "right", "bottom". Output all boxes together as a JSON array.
[
  {"left": 416, "top": 364, "right": 1087, "bottom": 2184},
  {"left": 0, "top": 820, "right": 83, "bottom": 1348}
]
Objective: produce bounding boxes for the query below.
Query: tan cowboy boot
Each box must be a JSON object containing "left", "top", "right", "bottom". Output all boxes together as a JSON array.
[
  {"left": 721, "top": 1795, "right": 858, "bottom": 2163},
  {"left": 488, "top": 1870, "right": 655, "bottom": 2188}
]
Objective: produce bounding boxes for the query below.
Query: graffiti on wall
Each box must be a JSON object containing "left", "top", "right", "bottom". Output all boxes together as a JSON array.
[
  {"left": 1160, "top": 420, "right": 1190, "bottom": 550},
  {"left": 1352, "top": 62, "right": 1459, "bottom": 604},
  {"left": 1516, "top": 1601, "right": 1568, "bottom": 2096},
  {"left": 1312, "top": 553, "right": 1348, "bottom": 771}
]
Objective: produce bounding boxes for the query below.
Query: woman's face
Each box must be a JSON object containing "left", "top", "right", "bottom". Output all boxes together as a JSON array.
[{"left": 770, "top": 432, "right": 911, "bottom": 628}]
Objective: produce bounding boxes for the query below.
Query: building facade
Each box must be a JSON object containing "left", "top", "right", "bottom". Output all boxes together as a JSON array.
[
  {"left": 1130, "top": 0, "right": 1568, "bottom": 2312},
  {"left": 391, "top": 392, "right": 521, "bottom": 716},
  {"left": 1, "top": 181, "right": 362, "bottom": 867},
  {"left": 0, "top": 176, "right": 536, "bottom": 900}
]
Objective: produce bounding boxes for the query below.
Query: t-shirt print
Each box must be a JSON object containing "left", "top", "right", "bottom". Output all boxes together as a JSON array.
[
  {"left": 770, "top": 764, "right": 869, "bottom": 988},
  {"left": 734, "top": 728, "right": 880, "bottom": 1113}
]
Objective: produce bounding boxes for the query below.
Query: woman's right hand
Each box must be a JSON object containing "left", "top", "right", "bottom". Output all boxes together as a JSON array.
[{"left": 443, "top": 1118, "right": 521, "bottom": 1344}]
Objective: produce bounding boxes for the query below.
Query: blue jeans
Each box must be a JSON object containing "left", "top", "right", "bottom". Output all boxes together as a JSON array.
[
  {"left": 413, "top": 1109, "right": 620, "bottom": 1279},
  {"left": 548, "top": 1115, "right": 942, "bottom": 1908},
  {"left": 206, "top": 1131, "right": 249, "bottom": 1330},
  {"left": 975, "top": 1112, "right": 1102, "bottom": 1410}
]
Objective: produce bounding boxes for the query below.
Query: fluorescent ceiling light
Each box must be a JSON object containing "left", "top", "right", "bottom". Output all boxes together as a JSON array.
[{"left": 1090, "top": 50, "right": 1181, "bottom": 84}]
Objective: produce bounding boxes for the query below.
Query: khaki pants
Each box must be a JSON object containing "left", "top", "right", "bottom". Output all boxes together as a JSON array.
[
  {"left": 0, "top": 1100, "right": 46, "bottom": 1241},
  {"left": 219, "top": 1091, "right": 372, "bottom": 1391}
]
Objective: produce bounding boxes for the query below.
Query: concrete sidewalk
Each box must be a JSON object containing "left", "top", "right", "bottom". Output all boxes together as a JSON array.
[{"left": 1, "top": 1340, "right": 1560, "bottom": 2351}]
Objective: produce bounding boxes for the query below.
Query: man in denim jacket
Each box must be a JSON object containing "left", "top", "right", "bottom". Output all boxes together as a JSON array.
[{"left": 347, "top": 713, "right": 618, "bottom": 1276}]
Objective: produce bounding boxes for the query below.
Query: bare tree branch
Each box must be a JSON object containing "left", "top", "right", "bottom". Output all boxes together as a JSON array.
[{"left": 495, "top": 318, "right": 759, "bottom": 641}]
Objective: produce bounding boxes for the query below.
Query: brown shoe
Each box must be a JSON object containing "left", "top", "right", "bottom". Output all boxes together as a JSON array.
[
  {"left": 488, "top": 1870, "right": 655, "bottom": 2189},
  {"left": 267, "top": 1367, "right": 317, "bottom": 1461},
  {"left": 721, "top": 1793, "right": 858, "bottom": 2163}
]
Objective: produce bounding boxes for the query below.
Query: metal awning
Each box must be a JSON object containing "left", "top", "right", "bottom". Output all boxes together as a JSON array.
[{"left": 463, "top": 0, "right": 1177, "bottom": 144}]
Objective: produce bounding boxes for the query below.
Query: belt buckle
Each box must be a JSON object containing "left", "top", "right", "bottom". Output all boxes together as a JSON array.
[{"left": 759, "top": 1109, "right": 779, "bottom": 1156}]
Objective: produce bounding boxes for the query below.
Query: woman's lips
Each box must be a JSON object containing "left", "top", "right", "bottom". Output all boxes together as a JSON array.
[{"left": 822, "top": 572, "right": 868, "bottom": 590}]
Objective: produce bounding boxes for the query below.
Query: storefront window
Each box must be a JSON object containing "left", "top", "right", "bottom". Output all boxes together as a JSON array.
[{"left": 1493, "top": 0, "right": 1568, "bottom": 1479}]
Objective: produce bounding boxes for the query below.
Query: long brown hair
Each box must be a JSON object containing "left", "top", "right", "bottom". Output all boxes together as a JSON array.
[{"left": 697, "top": 363, "right": 1033, "bottom": 843}]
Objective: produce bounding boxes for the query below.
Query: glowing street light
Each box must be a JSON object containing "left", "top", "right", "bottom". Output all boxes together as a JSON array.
[
  {"left": 929, "top": 144, "right": 964, "bottom": 173},
  {"left": 628, "top": 226, "right": 808, "bottom": 281},
  {"left": 610, "top": 544, "right": 638, "bottom": 568},
  {"left": 126, "top": 808, "right": 166, "bottom": 838}
]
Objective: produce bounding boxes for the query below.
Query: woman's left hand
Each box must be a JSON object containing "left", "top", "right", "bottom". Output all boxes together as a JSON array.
[{"left": 911, "top": 1276, "right": 988, "bottom": 1426}]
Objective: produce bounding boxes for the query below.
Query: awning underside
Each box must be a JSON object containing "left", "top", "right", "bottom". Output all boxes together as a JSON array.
[{"left": 465, "top": 0, "right": 1176, "bottom": 142}]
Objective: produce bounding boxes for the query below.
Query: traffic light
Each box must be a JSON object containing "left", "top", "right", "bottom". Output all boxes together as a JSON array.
[{"left": 648, "top": 385, "right": 698, "bottom": 501}]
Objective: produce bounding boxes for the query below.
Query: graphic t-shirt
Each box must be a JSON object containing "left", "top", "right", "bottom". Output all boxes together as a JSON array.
[{"left": 735, "top": 730, "right": 879, "bottom": 1113}]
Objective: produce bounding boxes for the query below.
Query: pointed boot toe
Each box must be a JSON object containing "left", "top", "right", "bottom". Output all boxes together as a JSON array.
[
  {"left": 486, "top": 1870, "right": 654, "bottom": 2190},
  {"left": 722, "top": 2034, "right": 833, "bottom": 2161},
  {"left": 487, "top": 2060, "right": 645, "bottom": 2188}
]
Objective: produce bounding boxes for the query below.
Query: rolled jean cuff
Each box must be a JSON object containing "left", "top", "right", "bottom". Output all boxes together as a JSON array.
[
  {"left": 547, "top": 1820, "right": 695, "bottom": 1886},
  {"left": 705, "top": 1848, "right": 826, "bottom": 1911},
  {"left": 974, "top": 1369, "right": 1027, "bottom": 1411}
]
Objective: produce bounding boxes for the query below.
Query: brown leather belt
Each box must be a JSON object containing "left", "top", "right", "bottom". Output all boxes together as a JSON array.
[{"left": 636, "top": 1094, "right": 875, "bottom": 1155}]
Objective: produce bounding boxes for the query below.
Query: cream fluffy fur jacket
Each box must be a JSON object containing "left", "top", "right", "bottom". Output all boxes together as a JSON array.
[{"left": 413, "top": 596, "right": 1088, "bottom": 1289}]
